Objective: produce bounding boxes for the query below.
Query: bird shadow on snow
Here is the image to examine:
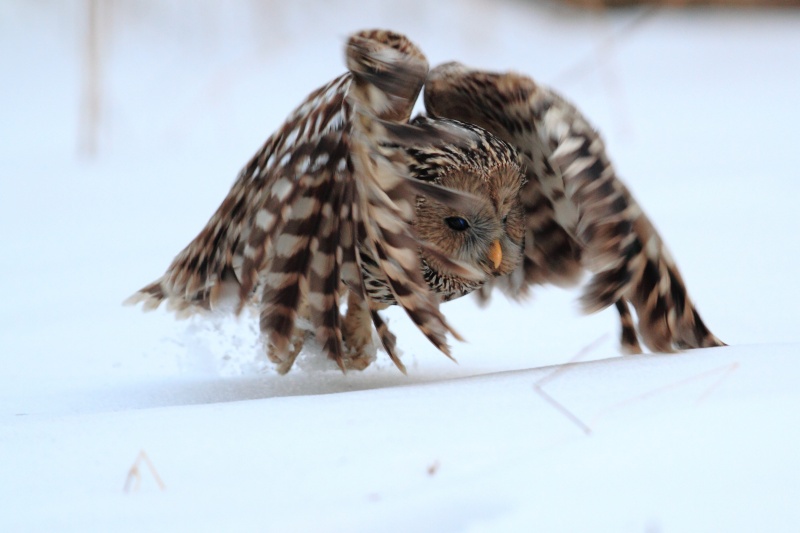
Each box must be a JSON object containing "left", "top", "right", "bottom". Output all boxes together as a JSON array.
[
  {"left": 47, "top": 365, "right": 494, "bottom": 416},
  {"left": 38, "top": 311, "right": 756, "bottom": 418},
  {"left": 57, "top": 342, "right": 752, "bottom": 421}
]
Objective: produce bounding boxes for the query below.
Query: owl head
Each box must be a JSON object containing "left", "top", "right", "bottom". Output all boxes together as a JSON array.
[{"left": 405, "top": 117, "right": 526, "bottom": 300}]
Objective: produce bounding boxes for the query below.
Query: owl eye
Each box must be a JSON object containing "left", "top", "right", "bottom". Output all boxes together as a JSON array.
[
  {"left": 445, "top": 216, "right": 470, "bottom": 231},
  {"left": 502, "top": 215, "right": 509, "bottom": 225}
]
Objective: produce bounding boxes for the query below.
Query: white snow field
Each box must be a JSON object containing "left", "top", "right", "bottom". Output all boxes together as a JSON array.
[{"left": 2, "top": 1, "right": 800, "bottom": 531}]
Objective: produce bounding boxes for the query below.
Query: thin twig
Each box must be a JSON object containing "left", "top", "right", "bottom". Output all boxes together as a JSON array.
[
  {"left": 535, "top": 386, "right": 594, "bottom": 435},
  {"left": 551, "top": 6, "right": 660, "bottom": 87},
  {"left": 532, "top": 334, "right": 608, "bottom": 435},
  {"left": 590, "top": 361, "right": 740, "bottom": 423},
  {"left": 535, "top": 333, "right": 609, "bottom": 388},
  {"left": 123, "top": 450, "right": 166, "bottom": 493},
  {"left": 694, "top": 361, "right": 739, "bottom": 405},
  {"left": 79, "top": 0, "right": 103, "bottom": 157}
]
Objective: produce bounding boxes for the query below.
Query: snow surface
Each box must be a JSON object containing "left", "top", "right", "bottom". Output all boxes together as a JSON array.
[{"left": 2, "top": 1, "right": 800, "bottom": 531}]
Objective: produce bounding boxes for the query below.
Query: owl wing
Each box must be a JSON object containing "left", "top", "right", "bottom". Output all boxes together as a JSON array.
[
  {"left": 424, "top": 62, "right": 724, "bottom": 353},
  {"left": 127, "top": 31, "right": 481, "bottom": 370}
]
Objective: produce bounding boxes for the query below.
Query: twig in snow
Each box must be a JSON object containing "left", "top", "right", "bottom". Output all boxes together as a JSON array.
[
  {"left": 590, "top": 361, "right": 740, "bottom": 424},
  {"left": 532, "top": 334, "right": 609, "bottom": 435},
  {"left": 693, "top": 362, "right": 739, "bottom": 405},
  {"left": 79, "top": 0, "right": 106, "bottom": 157},
  {"left": 123, "top": 450, "right": 166, "bottom": 493},
  {"left": 534, "top": 386, "right": 594, "bottom": 435},
  {"left": 535, "top": 334, "right": 609, "bottom": 389}
]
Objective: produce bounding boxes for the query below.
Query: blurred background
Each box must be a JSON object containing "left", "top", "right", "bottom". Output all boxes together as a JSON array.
[
  {"left": 8, "top": 0, "right": 798, "bottom": 161},
  {"left": 1, "top": 0, "right": 799, "bottom": 384}
]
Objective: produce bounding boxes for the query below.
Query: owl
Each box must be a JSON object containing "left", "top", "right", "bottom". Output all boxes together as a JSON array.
[
  {"left": 127, "top": 30, "right": 526, "bottom": 374},
  {"left": 127, "top": 29, "right": 723, "bottom": 374}
]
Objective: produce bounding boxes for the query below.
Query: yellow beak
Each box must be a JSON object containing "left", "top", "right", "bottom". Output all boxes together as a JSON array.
[{"left": 488, "top": 240, "right": 502, "bottom": 270}]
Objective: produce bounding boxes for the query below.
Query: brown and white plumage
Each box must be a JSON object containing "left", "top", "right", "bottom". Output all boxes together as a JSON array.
[
  {"left": 424, "top": 62, "right": 724, "bottom": 353},
  {"left": 128, "top": 30, "right": 722, "bottom": 374},
  {"left": 126, "top": 30, "right": 525, "bottom": 374}
]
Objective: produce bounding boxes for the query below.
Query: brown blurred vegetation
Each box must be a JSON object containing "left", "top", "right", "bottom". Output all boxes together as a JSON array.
[{"left": 565, "top": 0, "right": 800, "bottom": 6}]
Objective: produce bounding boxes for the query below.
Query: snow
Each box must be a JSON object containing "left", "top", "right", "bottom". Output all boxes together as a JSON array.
[{"left": 2, "top": 1, "right": 799, "bottom": 531}]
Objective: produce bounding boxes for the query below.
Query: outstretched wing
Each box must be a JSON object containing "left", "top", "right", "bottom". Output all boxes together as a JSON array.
[
  {"left": 125, "top": 70, "right": 353, "bottom": 315},
  {"left": 424, "top": 62, "right": 724, "bottom": 353},
  {"left": 126, "top": 31, "right": 479, "bottom": 371}
]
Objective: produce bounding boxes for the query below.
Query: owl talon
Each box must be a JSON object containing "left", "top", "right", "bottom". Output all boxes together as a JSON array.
[
  {"left": 341, "top": 353, "right": 375, "bottom": 372},
  {"left": 268, "top": 336, "right": 305, "bottom": 375},
  {"left": 340, "top": 332, "right": 378, "bottom": 373},
  {"left": 341, "top": 292, "right": 378, "bottom": 372}
]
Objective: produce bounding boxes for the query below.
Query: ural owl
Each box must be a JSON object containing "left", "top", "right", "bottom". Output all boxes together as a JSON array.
[{"left": 127, "top": 29, "right": 723, "bottom": 374}]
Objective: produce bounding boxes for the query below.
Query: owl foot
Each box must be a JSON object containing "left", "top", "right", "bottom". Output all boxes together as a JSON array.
[
  {"left": 340, "top": 350, "right": 376, "bottom": 372},
  {"left": 267, "top": 334, "right": 306, "bottom": 375},
  {"left": 266, "top": 302, "right": 312, "bottom": 375},
  {"left": 341, "top": 291, "right": 378, "bottom": 372}
]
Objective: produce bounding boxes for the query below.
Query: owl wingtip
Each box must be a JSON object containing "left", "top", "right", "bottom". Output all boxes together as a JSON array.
[
  {"left": 391, "top": 356, "right": 408, "bottom": 375},
  {"left": 276, "top": 361, "right": 293, "bottom": 375},
  {"left": 122, "top": 292, "right": 143, "bottom": 307},
  {"left": 123, "top": 288, "right": 163, "bottom": 312},
  {"left": 434, "top": 340, "right": 458, "bottom": 363},
  {"left": 448, "top": 326, "right": 465, "bottom": 344}
]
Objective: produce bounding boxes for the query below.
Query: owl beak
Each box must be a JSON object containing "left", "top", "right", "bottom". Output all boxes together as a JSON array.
[{"left": 488, "top": 240, "right": 503, "bottom": 270}]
